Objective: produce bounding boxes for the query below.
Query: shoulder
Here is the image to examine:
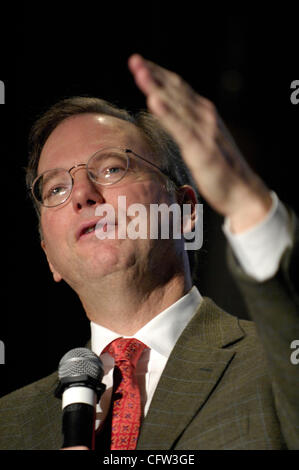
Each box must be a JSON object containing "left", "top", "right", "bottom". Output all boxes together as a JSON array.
[
  {"left": 0, "top": 371, "right": 61, "bottom": 450},
  {"left": 0, "top": 371, "right": 58, "bottom": 409},
  {"left": 191, "top": 297, "right": 271, "bottom": 371},
  {"left": 192, "top": 296, "right": 264, "bottom": 350}
]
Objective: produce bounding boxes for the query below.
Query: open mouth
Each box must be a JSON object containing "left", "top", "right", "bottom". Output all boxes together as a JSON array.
[
  {"left": 81, "top": 224, "right": 96, "bottom": 236},
  {"left": 78, "top": 219, "right": 116, "bottom": 240},
  {"left": 77, "top": 220, "right": 98, "bottom": 240}
]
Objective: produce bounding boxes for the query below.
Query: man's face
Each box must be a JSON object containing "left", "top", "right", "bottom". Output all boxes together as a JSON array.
[{"left": 38, "top": 113, "right": 179, "bottom": 291}]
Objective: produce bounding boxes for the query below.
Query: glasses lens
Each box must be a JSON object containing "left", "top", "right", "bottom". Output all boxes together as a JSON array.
[
  {"left": 88, "top": 149, "right": 129, "bottom": 185},
  {"left": 33, "top": 169, "right": 72, "bottom": 207}
]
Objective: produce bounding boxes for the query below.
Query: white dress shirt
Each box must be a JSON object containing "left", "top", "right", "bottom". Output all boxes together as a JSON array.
[
  {"left": 91, "top": 286, "right": 202, "bottom": 429},
  {"left": 222, "top": 191, "right": 292, "bottom": 281},
  {"left": 91, "top": 192, "right": 293, "bottom": 428}
]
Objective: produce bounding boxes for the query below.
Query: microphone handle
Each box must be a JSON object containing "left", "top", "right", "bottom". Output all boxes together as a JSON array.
[{"left": 62, "top": 403, "right": 95, "bottom": 449}]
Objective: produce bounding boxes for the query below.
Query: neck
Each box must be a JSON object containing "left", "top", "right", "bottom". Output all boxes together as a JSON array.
[{"left": 78, "top": 263, "right": 192, "bottom": 336}]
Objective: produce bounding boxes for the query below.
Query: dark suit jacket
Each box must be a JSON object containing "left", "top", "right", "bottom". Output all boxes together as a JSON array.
[{"left": 0, "top": 209, "right": 298, "bottom": 450}]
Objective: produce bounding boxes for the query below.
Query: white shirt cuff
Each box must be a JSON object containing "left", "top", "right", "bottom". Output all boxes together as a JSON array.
[{"left": 222, "top": 191, "right": 293, "bottom": 281}]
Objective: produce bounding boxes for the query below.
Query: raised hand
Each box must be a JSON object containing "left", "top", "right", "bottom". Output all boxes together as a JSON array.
[{"left": 128, "top": 54, "right": 272, "bottom": 233}]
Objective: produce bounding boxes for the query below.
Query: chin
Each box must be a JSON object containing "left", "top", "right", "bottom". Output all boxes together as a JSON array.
[
  {"left": 90, "top": 243, "right": 121, "bottom": 271},
  {"left": 85, "top": 241, "right": 136, "bottom": 280}
]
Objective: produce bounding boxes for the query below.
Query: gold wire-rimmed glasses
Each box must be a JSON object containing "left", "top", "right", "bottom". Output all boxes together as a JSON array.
[{"left": 31, "top": 147, "right": 177, "bottom": 208}]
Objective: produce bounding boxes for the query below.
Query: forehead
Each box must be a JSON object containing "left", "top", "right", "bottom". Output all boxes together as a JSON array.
[{"left": 38, "top": 113, "right": 152, "bottom": 174}]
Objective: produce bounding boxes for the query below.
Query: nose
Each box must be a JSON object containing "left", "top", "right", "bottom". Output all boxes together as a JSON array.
[{"left": 70, "top": 166, "right": 104, "bottom": 211}]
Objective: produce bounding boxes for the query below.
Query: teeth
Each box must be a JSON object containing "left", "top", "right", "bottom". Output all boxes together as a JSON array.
[{"left": 84, "top": 225, "right": 95, "bottom": 234}]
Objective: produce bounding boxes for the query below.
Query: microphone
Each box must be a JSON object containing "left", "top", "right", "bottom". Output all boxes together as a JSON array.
[{"left": 55, "top": 347, "right": 106, "bottom": 449}]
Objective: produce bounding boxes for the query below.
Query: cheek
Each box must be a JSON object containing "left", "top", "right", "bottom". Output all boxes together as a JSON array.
[
  {"left": 41, "top": 210, "right": 69, "bottom": 249},
  {"left": 113, "top": 183, "right": 177, "bottom": 243},
  {"left": 117, "top": 182, "right": 172, "bottom": 207},
  {"left": 101, "top": 183, "right": 171, "bottom": 233}
]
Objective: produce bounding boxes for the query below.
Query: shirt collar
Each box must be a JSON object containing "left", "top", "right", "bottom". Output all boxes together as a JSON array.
[{"left": 90, "top": 286, "right": 202, "bottom": 359}]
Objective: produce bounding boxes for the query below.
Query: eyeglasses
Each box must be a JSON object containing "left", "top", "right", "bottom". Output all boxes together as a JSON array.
[{"left": 31, "top": 147, "right": 176, "bottom": 208}]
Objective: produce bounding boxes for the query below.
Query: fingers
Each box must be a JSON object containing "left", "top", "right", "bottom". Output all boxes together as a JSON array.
[
  {"left": 128, "top": 54, "right": 160, "bottom": 96},
  {"left": 129, "top": 54, "right": 184, "bottom": 108},
  {"left": 128, "top": 54, "right": 214, "bottom": 113},
  {"left": 128, "top": 54, "right": 215, "bottom": 133},
  {"left": 128, "top": 54, "right": 176, "bottom": 95},
  {"left": 128, "top": 55, "right": 217, "bottom": 159}
]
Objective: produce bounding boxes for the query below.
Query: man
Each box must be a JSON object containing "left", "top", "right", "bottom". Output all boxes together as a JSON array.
[{"left": 0, "top": 54, "right": 298, "bottom": 450}]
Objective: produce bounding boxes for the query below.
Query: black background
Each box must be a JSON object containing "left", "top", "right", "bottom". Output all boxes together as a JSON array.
[{"left": 0, "top": 6, "right": 298, "bottom": 397}]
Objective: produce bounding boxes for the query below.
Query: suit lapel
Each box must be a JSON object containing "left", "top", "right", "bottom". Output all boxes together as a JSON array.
[{"left": 137, "top": 297, "right": 245, "bottom": 450}]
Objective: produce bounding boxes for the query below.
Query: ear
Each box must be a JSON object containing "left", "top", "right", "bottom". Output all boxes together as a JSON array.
[
  {"left": 41, "top": 240, "right": 63, "bottom": 283},
  {"left": 176, "top": 185, "right": 198, "bottom": 234}
]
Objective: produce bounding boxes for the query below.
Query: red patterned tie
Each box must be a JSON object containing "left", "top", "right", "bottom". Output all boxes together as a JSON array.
[{"left": 104, "top": 337, "right": 147, "bottom": 450}]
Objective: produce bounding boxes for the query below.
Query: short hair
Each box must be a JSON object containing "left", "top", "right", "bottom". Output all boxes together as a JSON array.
[{"left": 25, "top": 96, "right": 201, "bottom": 280}]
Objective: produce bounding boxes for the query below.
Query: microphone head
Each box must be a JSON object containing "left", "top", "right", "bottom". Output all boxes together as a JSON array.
[{"left": 58, "top": 347, "right": 104, "bottom": 382}]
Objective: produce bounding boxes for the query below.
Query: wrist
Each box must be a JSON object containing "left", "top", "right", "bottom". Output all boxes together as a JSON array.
[{"left": 228, "top": 187, "right": 273, "bottom": 234}]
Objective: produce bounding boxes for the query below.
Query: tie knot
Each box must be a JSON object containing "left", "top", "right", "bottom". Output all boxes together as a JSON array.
[{"left": 104, "top": 338, "right": 147, "bottom": 368}]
